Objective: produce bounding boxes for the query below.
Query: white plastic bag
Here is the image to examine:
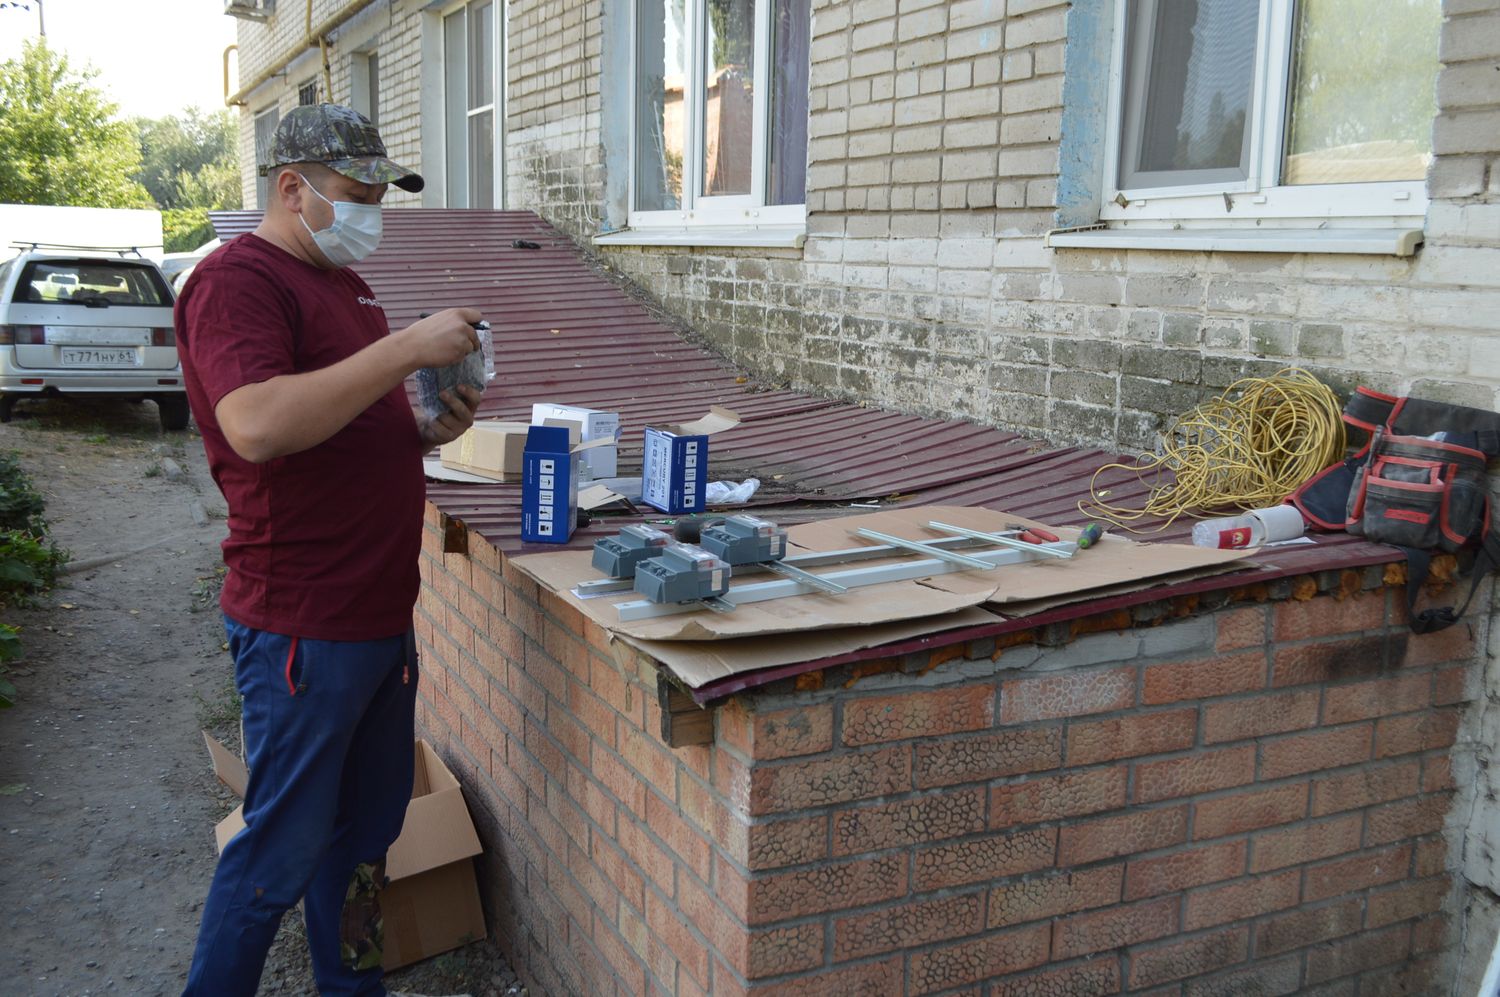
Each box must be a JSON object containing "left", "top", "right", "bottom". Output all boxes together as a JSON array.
[{"left": 704, "top": 477, "right": 760, "bottom": 505}]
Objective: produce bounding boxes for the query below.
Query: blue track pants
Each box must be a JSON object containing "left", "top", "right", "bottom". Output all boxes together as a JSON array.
[{"left": 183, "top": 618, "right": 418, "bottom": 996}]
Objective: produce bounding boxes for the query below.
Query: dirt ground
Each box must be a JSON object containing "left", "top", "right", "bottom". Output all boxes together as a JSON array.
[{"left": 0, "top": 396, "right": 522, "bottom": 996}]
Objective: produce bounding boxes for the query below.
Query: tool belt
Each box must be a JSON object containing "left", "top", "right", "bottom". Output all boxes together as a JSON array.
[{"left": 1290, "top": 387, "right": 1500, "bottom": 634}]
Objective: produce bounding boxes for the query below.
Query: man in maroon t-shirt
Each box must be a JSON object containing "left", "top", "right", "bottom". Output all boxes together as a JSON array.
[{"left": 176, "top": 104, "right": 478, "bottom": 997}]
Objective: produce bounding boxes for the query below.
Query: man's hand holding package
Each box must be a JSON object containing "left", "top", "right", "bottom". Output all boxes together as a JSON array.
[
  {"left": 396, "top": 308, "right": 482, "bottom": 367},
  {"left": 418, "top": 383, "right": 481, "bottom": 450}
]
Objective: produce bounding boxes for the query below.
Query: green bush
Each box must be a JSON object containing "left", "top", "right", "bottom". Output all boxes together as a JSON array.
[
  {"left": 0, "top": 454, "right": 67, "bottom": 709},
  {"left": 0, "top": 452, "right": 47, "bottom": 535},
  {"left": 0, "top": 624, "right": 18, "bottom": 709},
  {"left": 0, "top": 530, "right": 65, "bottom": 598},
  {"left": 163, "top": 207, "right": 215, "bottom": 254}
]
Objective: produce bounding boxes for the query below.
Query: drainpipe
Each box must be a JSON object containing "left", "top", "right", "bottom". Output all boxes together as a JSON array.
[
  {"left": 223, "top": 45, "right": 238, "bottom": 106},
  {"left": 223, "top": 0, "right": 381, "bottom": 107}
]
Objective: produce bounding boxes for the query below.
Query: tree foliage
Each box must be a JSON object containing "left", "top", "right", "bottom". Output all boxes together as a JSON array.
[
  {"left": 0, "top": 40, "right": 152, "bottom": 208},
  {"left": 162, "top": 208, "right": 217, "bottom": 255},
  {"left": 133, "top": 107, "right": 241, "bottom": 212}
]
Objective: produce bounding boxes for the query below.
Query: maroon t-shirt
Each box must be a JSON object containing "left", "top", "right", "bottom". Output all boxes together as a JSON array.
[{"left": 175, "top": 233, "right": 424, "bottom": 641}]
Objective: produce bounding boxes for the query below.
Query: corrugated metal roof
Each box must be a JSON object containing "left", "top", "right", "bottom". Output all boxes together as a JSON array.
[{"left": 211, "top": 209, "right": 1405, "bottom": 693}]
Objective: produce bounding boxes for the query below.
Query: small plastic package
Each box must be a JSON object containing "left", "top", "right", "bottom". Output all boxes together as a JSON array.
[{"left": 415, "top": 322, "right": 494, "bottom": 421}]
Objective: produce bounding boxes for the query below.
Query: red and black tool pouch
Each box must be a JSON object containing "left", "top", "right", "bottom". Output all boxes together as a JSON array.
[{"left": 1291, "top": 387, "right": 1500, "bottom": 633}]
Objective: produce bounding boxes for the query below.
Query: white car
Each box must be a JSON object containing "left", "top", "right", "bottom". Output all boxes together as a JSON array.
[
  {"left": 0, "top": 249, "right": 188, "bottom": 430},
  {"left": 156, "top": 238, "right": 221, "bottom": 288}
]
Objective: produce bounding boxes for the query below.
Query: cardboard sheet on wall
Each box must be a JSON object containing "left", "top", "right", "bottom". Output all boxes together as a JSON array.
[
  {"left": 510, "top": 505, "right": 1255, "bottom": 645},
  {"left": 618, "top": 606, "right": 1005, "bottom": 688}
]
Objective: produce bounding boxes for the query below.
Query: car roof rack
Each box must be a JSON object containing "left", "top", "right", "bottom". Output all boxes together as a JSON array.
[{"left": 8, "top": 242, "right": 148, "bottom": 258}]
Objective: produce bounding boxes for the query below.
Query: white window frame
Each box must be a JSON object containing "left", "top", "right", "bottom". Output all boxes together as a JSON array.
[
  {"left": 625, "top": 0, "right": 806, "bottom": 233},
  {"left": 440, "top": 0, "right": 505, "bottom": 210},
  {"left": 1098, "top": 0, "right": 1427, "bottom": 229},
  {"left": 350, "top": 50, "right": 379, "bottom": 127}
]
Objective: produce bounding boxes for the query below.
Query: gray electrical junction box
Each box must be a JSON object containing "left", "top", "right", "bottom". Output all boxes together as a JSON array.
[
  {"left": 591, "top": 524, "right": 672, "bottom": 579},
  {"left": 699, "top": 515, "right": 787, "bottom": 565},
  {"left": 633, "top": 543, "right": 732, "bottom": 604}
]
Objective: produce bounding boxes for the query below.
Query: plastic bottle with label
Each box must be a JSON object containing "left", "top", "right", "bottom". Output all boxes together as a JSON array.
[{"left": 1191, "top": 505, "right": 1306, "bottom": 549}]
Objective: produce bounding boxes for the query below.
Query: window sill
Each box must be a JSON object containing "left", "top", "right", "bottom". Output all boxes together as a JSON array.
[
  {"left": 593, "top": 226, "right": 807, "bottom": 250},
  {"left": 1045, "top": 226, "right": 1424, "bottom": 257}
]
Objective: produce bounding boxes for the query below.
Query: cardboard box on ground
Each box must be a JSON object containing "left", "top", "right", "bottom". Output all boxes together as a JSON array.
[{"left": 203, "top": 734, "right": 486, "bottom": 971}]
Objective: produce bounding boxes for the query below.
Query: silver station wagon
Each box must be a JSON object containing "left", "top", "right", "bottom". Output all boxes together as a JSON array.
[{"left": 0, "top": 247, "right": 188, "bottom": 430}]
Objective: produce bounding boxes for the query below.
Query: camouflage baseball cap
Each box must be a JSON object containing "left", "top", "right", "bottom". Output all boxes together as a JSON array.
[{"left": 265, "top": 103, "right": 424, "bottom": 193}]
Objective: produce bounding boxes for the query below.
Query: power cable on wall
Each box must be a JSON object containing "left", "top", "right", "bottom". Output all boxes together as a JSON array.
[{"left": 1079, "top": 367, "right": 1346, "bottom": 532}]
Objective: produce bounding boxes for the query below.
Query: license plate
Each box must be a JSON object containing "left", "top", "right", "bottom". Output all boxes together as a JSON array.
[
  {"left": 45, "top": 326, "right": 150, "bottom": 346},
  {"left": 61, "top": 347, "right": 140, "bottom": 367}
]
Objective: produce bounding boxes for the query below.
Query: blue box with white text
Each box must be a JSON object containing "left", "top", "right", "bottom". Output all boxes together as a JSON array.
[{"left": 520, "top": 425, "right": 578, "bottom": 543}]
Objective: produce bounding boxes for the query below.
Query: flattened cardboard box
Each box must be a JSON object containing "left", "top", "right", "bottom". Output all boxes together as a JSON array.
[{"left": 204, "top": 734, "right": 486, "bottom": 971}]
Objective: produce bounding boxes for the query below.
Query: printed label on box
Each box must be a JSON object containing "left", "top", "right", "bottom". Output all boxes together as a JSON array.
[{"left": 640, "top": 407, "right": 739, "bottom": 513}]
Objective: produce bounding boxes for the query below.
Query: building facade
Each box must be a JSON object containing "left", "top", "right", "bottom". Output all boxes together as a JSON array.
[
  {"left": 227, "top": 0, "right": 1500, "bottom": 989},
  {"left": 230, "top": 0, "right": 1500, "bottom": 451}
]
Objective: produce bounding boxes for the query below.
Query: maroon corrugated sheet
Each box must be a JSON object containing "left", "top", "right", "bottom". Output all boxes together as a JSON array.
[{"left": 211, "top": 209, "right": 1406, "bottom": 699}]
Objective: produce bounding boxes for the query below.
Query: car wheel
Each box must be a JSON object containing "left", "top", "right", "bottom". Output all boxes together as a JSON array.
[
  {"left": 0, "top": 397, "right": 12, "bottom": 424},
  {"left": 157, "top": 396, "right": 190, "bottom": 432}
]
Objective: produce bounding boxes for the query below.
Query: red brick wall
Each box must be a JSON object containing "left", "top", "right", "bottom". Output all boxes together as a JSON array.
[{"left": 415, "top": 509, "right": 1475, "bottom": 995}]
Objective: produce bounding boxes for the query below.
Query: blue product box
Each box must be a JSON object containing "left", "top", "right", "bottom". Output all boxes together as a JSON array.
[
  {"left": 521, "top": 425, "right": 579, "bottom": 543},
  {"left": 641, "top": 406, "right": 741, "bottom": 514}
]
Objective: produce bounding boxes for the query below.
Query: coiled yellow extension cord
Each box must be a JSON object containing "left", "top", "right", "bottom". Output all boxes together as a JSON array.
[{"left": 1079, "top": 367, "right": 1346, "bottom": 533}]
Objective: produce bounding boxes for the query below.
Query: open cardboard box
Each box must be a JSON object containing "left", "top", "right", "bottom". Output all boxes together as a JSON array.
[
  {"left": 204, "top": 733, "right": 486, "bottom": 971},
  {"left": 439, "top": 420, "right": 533, "bottom": 482}
]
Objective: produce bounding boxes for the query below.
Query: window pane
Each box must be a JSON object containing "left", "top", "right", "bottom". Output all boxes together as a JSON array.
[
  {"left": 469, "top": 0, "right": 494, "bottom": 112},
  {"left": 254, "top": 109, "right": 279, "bottom": 209},
  {"left": 367, "top": 52, "right": 380, "bottom": 127},
  {"left": 635, "top": 0, "right": 687, "bottom": 211},
  {"left": 469, "top": 110, "right": 495, "bottom": 209},
  {"left": 1282, "top": 0, "right": 1440, "bottom": 185},
  {"left": 1120, "top": 0, "right": 1258, "bottom": 188},
  {"left": 702, "top": 0, "right": 755, "bottom": 197},
  {"left": 445, "top": 10, "right": 468, "bottom": 207},
  {"left": 767, "top": 0, "right": 809, "bottom": 206}
]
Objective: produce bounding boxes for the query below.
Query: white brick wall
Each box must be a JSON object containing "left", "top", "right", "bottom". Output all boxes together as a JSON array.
[
  {"left": 602, "top": 0, "right": 1500, "bottom": 452},
  {"left": 227, "top": 0, "right": 1500, "bottom": 449},
  {"left": 234, "top": 0, "right": 467, "bottom": 212}
]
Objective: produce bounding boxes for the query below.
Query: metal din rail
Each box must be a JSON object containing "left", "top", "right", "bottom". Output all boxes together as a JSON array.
[
  {"left": 926, "top": 521, "right": 1074, "bottom": 560},
  {"left": 613, "top": 540, "right": 1077, "bottom": 622},
  {"left": 572, "top": 534, "right": 987, "bottom": 599}
]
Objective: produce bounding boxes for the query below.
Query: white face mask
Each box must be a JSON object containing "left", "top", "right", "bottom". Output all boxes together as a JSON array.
[{"left": 297, "top": 172, "right": 383, "bottom": 267}]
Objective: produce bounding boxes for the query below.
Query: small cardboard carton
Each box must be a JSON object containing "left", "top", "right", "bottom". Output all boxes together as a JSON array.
[
  {"left": 520, "top": 426, "right": 612, "bottom": 543},
  {"left": 204, "top": 733, "right": 486, "bottom": 971},
  {"left": 530, "top": 402, "right": 620, "bottom": 479},
  {"left": 439, "top": 420, "right": 532, "bottom": 482},
  {"left": 641, "top": 406, "right": 741, "bottom": 514}
]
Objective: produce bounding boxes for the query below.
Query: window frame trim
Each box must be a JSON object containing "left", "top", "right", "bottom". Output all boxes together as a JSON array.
[
  {"left": 439, "top": 0, "right": 505, "bottom": 210},
  {"left": 626, "top": 0, "right": 807, "bottom": 231},
  {"left": 1099, "top": 0, "right": 1428, "bottom": 227}
]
